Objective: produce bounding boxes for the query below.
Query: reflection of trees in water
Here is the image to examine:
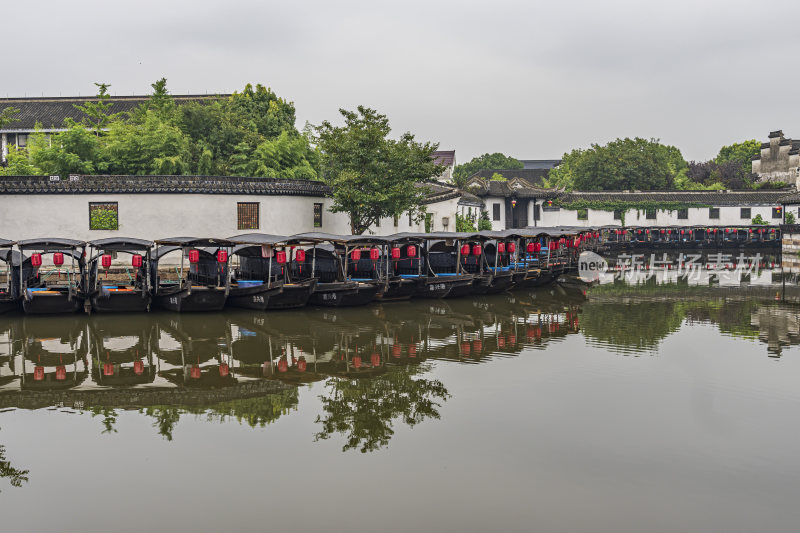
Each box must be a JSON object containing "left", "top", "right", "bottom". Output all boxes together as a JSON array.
[
  {"left": 580, "top": 300, "right": 685, "bottom": 353},
  {"left": 314, "top": 362, "right": 450, "bottom": 453},
  {"left": 0, "top": 435, "right": 29, "bottom": 491},
  {"left": 139, "top": 389, "right": 300, "bottom": 441},
  {"left": 90, "top": 407, "right": 119, "bottom": 434}
]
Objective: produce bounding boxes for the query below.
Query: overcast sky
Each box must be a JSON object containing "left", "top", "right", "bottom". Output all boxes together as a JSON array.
[{"left": 6, "top": 0, "right": 800, "bottom": 162}]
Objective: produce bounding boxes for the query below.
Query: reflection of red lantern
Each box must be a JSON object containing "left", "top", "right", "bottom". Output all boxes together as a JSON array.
[
  {"left": 352, "top": 356, "right": 362, "bottom": 369},
  {"left": 370, "top": 353, "right": 380, "bottom": 367},
  {"left": 217, "top": 250, "right": 228, "bottom": 263},
  {"left": 407, "top": 245, "right": 417, "bottom": 258},
  {"left": 133, "top": 361, "right": 144, "bottom": 375},
  {"left": 472, "top": 339, "right": 483, "bottom": 352},
  {"left": 498, "top": 336, "right": 506, "bottom": 348},
  {"left": 34, "top": 366, "right": 45, "bottom": 381},
  {"left": 408, "top": 345, "right": 417, "bottom": 358},
  {"left": 391, "top": 247, "right": 401, "bottom": 259},
  {"left": 295, "top": 249, "right": 306, "bottom": 262},
  {"left": 190, "top": 365, "right": 201, "bottom": 379},
  {"left": 102, "top": 254, "right": 112, "bottom": 268},
  {"left": 104, "top": 363, "right": 114, "bottom": 376},
  {"left": 370, "top": 248, "right": 380, "bottom": 260},
  {"left": 188, "top": 250, "right": 200, "bottom": 263},
  {"left": 296, "top": 359, "right": 306, "bottom": 373},
  {"left": 132, "top": 254, "right": 143, "bottom": 267},
  {"left": 460, "top": 342, "right": 471, "bottom": 354},
  {"left": 53, "top": 252, "right": 64, "bottom": 266},
  {"left": 56, "top": 366, "right": 66, "bottom": 381},
  {"left": 277, "top": 358, "right": 288, "bottom": 373},
  {"left": 219, "top": 363, "right": 230, "bottom": 377},
  {"left": 509, "top": 335, "right": 516, "bottom": 345},
  {"left": 392, "top": 344, "right": 401, "bottom": 358}
]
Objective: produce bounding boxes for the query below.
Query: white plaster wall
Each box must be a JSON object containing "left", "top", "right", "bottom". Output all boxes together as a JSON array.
[
  {"left": 369, "top": 196, "right": 462, "bottom": 235},
  {"left": 0, "top": 194, "right": 351, "bottom": 241},
  {"left": 539, "top": 206, "right": 780, "bottom": 227},
  {"left": 485, "top": 198, "right": 505, "bottom": 231}
]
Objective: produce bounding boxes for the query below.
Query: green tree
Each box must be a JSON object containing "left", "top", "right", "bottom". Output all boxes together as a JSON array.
[
  {"left": 104, "top": 112, "right": 192, "bottom": 175},
  {"left": 716, "top": 140, "right": 760, "bottom": 169},
  {"left": 477, "top": 209, "right": 492, "bottom": 230},
  {"left": 453, "top": 152, "right": 523, "bottom": 187},
  {"left": 0, "top": 145, "right": 42, "bottom": 176},
  {"left": 0, "top": 106, "right": 20, "bottom": 130},
  {"left": 230, "top": 130, "right": 317, "bottom": 179},
  {"left": 315, "top": 106, "right": 443, "bottom": 234},
  {"left": 29, "top": 122, "right": 105, "bottom": 176},
  {"left": 551, "top": 138, "right": 685, "bottom": 191},
  {"left": 74, "top": 82, "right": 115, "bottom": 134}
]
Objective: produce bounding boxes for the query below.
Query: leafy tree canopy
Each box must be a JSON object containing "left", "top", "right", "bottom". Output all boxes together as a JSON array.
[
  {"left": 314, "top": 106, "right": 442, "bottom": 235},
  {"left": 453, "top": 152, "right": 522, "bottom": 187},
  {"left": 546, "top": 138, "right": 686, "bottom": 191}
]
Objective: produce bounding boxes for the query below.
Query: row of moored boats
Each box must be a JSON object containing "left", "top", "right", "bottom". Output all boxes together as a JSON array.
[{"left": 0, "top": 229, "right": 597, "bottom": 314}]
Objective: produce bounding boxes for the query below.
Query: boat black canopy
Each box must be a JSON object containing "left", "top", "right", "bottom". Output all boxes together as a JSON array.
[
  {"left": 17, "top": 238, "right": 86, "bottom": 250},
  {"left": 88, "top": 237, "right": 153, "bottom": 251},
  {"left": 154, "top": 237, "right": 236, "bottom": 248}
]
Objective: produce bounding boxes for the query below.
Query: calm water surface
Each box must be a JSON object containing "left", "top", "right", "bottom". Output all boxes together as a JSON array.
[{"left": 1, "top": 276, "right": 800, "bottom": 532}]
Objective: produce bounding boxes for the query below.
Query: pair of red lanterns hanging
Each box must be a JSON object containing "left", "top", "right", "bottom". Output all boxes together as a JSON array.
[
  {"left": 187, "top": 249, "right": 228, "bottom": 264},
  {"left": 459, "top": 244, "right": 482, "bottom": 256}
]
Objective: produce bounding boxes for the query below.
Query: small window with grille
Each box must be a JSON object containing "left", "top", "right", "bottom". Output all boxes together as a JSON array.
[
  {"left": 237, "top": 202, "right": 259, "bottom": 230},
  {"left": 89, "top": 202, "right": 119, "bottom": 230},
  {"left": 314, "top": 203, "right": 323, "bottom": 228}
]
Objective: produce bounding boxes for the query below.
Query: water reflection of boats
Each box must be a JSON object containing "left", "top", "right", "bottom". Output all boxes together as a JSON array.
[
  {"left": 155, "top": 313, "right": 237, "bottom": 388},
  {"left": 89, "top": 315, "right": 156, "bottom": 386},
  {"left": 19, "top": 317, "right": 88, "bottom": 390}
]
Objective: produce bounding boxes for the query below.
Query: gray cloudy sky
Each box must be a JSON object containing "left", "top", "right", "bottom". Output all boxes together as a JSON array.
[{"left": 6, "top": 0, "right": 800, "bottom": 162}]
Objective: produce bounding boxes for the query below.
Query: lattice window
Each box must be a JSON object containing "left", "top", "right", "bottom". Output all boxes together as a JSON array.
[
  {"left": 89, "top": 202, "right": 119, "bottom": 230},
  {"left": 740, "top": 208, "right": 751, "bottom": 219},
  {"left": 314, "top": 203, "right": 323, "bottom": 228},
  {"left": 237, "top": 202, "right": 259, "bottom": 230}
]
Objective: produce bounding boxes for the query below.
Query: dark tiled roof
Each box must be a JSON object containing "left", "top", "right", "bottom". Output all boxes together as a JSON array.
[
  {"left": 0, "top": 175, "right": 330, "bottom": 196},
  {"left": 431, "top": 150, "right": 455, "bottom": 167},
  {"left": 416, "top": 181, "right": 464, "bottom": 204},
  {"left": 556, "top": 190, "right": 790, "bottom": 205},
  {"left": 0, "top": 95, "right": 228, "bottom": 131},
  {"left": 468, "top": 168, "right": 550, "bottom": 187},
  {"left": 778, "top": 192, "right": 800, "bottom": 204},
  {"left": 520, "top": 159, "right": 561, "bottom": 169}
]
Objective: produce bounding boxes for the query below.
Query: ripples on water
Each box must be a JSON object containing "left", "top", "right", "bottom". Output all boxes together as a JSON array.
[{"left": 1, "top": 271, "right": 800, "bottom": 532}]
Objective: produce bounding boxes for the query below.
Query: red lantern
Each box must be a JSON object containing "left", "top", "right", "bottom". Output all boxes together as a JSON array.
[
  {"left": 535, "top": 242, "right": 542, "bottom": 252},
  {"left": 132, "top": 254, "right": 143, "bottom": 268},
  {"left": 190, "top": 365, "right": 201, "bottom": 379},
  {"left": 217, "top": 250, "right": 228, "bottom": 263},
  {"left": 351, "top": 249, "right": 361, "bottom": 261},
  {"left": 371, "top": 353, "right": 381, "bottom": 367},
  {"left": 497, "top": 242, "right": 506, "bottom": 253},
  {"left": 101, "top": 254, "right": 112, "bottom": 268},
  {"left": 526, "top": 242, "right": 535, "bottom": 253},
  {"left": 391, "top": 247, "right": 401, "bottom": 259},
  {"left": 188, "top": 249, "right": 200, "bottom": 264},
  {"left": 472, "top": 245, "right": 482, "bottom": 256},
  {"left": 460, "top": 244, "right": 470, "bottom": 256},
  {"left": 55, "top": 366, "right": 66, "bottom": 381},
  {"left": 275, "top": 250, "right": 287, "bottom": 264},
  {"left": 53, "top": 252, "right": 64, "bottom": 266},
  {"left": 407, "top": 245, "right": 417, "bottom": 258},
  {"left": 34, "top": 366, "right": 45, "bottom": 381},
  {"left": 31, "top": 253, "right": 42, "bottom": 267},
  {"left": 295, "top": 249, "right": 306, "bottom": 262},
  {"left": 133, "top": 360, "right": 144, "bottom": 375},
  {"left": 507, "top": 242, "right": 516, "bottom": 253},
  {"left": 296, "top": 358, "right": 306, "bottom": 373},
  {"left": 370, "top": 248, "right": 380, "bottom": 261},
  {"left": 103, "top": 363, "right": 114, "bottom": 376},
  {"left": 352, "top": 356, "right": 362, "bottom": 369},
  {"left": 219, "top": 363, "right": 230, "bottom": 377}
]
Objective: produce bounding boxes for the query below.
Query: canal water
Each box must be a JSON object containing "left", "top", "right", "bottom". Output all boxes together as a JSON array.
[{"left": 1, "top": 273, "right": 800, "bottom": 532}]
